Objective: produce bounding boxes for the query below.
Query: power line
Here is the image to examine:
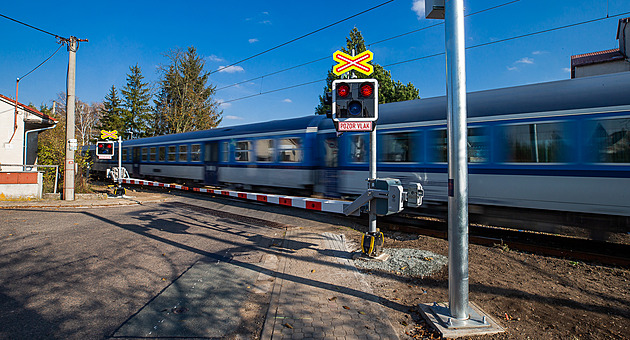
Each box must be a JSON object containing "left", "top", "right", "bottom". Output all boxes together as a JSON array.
[
  {"left": 368, "top": 0, "right": 521, "bottom": 46},
  {"left": 0, "top": 12, "right": 64, "bottom": 39},
  {"left": 384, "top": 10, "right": 630, "bottom": 68},
  {"left": 18, "top": 44, "right": 64, "bottom": 80},
  {"left": 210, "top": 0, "right": 395, "bottom": 75},
  {"left": 216, "top": 0, "right": 520, "bottom": 92},
  {"left": 221, "top": 11, "right": 630, "bottom": 104},
  {"left": 221, "top": 79, "right": 326, "bottom": 104}
]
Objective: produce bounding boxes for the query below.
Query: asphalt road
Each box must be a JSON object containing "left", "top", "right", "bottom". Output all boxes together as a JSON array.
[{"left": 0, "top": 198, "right": 286, "bottom": 339}]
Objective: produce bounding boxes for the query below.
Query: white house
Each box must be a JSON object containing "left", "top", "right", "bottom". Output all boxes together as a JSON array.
[{"left": 0, "top": 94, "right": 57, "bottom": 199}]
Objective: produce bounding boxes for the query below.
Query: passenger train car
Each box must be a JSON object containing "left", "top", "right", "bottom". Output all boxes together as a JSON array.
[{"left": 88, "top": 72, "right": 630, "bottom": 219}]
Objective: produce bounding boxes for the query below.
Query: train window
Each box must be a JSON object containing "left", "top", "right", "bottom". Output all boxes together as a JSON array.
[
  {"left": 428, "top": 129, "right": 447, "bottom": 162},
  {"left": 122, "top": 148, "right": 128, "bottom": 161},
  {"left": 205, "top": 143, "right": 219, "bottom": 162},
  {"left": 179, "top": 145, "right": 188, "bottom": 162},
  {"left": 149, "top": 147, "right": 157, "bottom": 161},
  {"left": 191, "top": 144, "right": 201, "bottom": 162},
  {"left": 468, "top": 127, "right": 488, "bottom": 163},
  {"left": 323, "top": 138, "right": 338, "bottom": 167},
  {"left": 158, "top": 146, "right": 166, "bottom": 161},
  {"left": 168, "top": 146, "right": 176, "bottom": 162},
  {"left": 256, "top": 139, "right": 274, "bottom": 162},
  {"left": 221, "top": 142, "right": 228, "bottom": 162},
  {"left": 349, "top": 135, "right": 368, "bottom": 163},
  {"left": 279, "top": 138, "right": 302, "bottom": 162},
  {"left": 382, "top": 133, "right": 413, "bottom": 162},
  {"left": 141, "top": 147, "right": 148, "bottom": 162},
  {"left": 235, "top": 141, "right": 251, "bottom": 162},
  {"left": 501, "top": 122, "right": 570, "bottom": 163},
  {"left": 585, "top": 117, "right": 630, "bottom": 163}
]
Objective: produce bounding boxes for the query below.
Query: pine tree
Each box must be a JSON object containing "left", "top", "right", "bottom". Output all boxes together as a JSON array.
[
  {"left": 97, "top": 85, "right": 125, "bottom": 134},
  {"left": 152, "top": 46, "right": 222, "bottom": 134},
  {"left": 121, "top": 64, "right": 152, "bottom": 138},
  {"left": 315, "top": 28, "right": 420, "bottom": 115}
]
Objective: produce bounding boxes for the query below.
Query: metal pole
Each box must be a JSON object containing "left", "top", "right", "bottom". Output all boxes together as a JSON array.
[
  {"left": 118, "top": 136, "right": 123, "bottom": 187},
  {"left": 63, "top": 37, "right": 78, "bottom": 201},
  {"left": 368, "top": 128, "right": 377, "bottom": 234},
  {"left": 445, "top": 0, "right": 469, "bottom": 320}
]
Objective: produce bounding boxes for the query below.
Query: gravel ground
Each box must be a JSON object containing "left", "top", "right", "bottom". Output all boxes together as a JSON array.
[{"left": 354, "top": 248, "right": 448, "bottom": 278}]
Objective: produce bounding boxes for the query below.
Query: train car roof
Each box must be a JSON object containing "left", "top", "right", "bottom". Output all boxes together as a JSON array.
[
  {"left": 316, "top": 71, "right": 630, "bottom": 131},
  {"left": 377, "top": 71, "right": 630, "bottom": 125},
  {"left": 121, "top": 115, "right": 322, "bottom": 146}
]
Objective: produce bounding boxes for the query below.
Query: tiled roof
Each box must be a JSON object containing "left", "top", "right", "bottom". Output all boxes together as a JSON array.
[
  {"left": 571, "top": 48, "right": 625, "bottom": 67},
  {"left": 0, "top": 93, "right": 57, "bottom": 123}
]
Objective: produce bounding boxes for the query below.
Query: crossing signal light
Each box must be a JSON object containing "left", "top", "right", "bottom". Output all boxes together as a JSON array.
[
  {"left": 96, "top": 141, "right": 115, "bottom": 157},
  {"left": 332, "top": 79, "right": 378, "bottom": 122}
]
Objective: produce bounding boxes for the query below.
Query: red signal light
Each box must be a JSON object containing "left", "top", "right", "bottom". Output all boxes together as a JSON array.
[
  {"left": 337, "top": 83, "right": 350, "bottom": 98},
  {"left": 360, "top": 83, "right": 373, "bottom": 97}
]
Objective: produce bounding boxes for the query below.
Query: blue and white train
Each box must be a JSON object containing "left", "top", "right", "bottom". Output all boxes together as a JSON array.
[{"left": 89, "top": 72, "right": 630, "bottom": 219}]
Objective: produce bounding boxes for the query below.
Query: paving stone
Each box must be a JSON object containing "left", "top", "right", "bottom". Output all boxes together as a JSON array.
[{"left": 261, "top": 230, "right": 399, "bottom": 339}]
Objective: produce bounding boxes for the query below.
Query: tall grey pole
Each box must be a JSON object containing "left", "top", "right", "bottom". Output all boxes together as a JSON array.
[
  {"left": 63, "top": 36, "right": 78, "bottom": 201},
  {"left": 118, "top": 136, "right": 123, "bottom": 187},
  {"left": 445, "top": 0, "right": 469, "bottom": 320},
  {"left": 368, "top": 127, "right": 377, "bottom": 235}
]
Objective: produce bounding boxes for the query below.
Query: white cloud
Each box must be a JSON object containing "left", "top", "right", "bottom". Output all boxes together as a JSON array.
[
  {"left": 217, "top": 99, "right": 232, "bottom": 108},
  {"left": 515, "top": 57, "right": 534, "bottom": 64},
  {"left": 412, "top": 0, "right": 425, "bottom": 19},
  {"left": 532, "top": 51, "right": 546, "bottom": 55},
  {"left": 507, "top": 66, "right": 518, "bottom": 71},
  {"left": 562, "top": 67, "right": 571, "bottom": 73},
  {"left": 262, "top": 11, "right": 269, "bottom": 15},
  {"left": 225, "top": 115, "right": 243, "bottom": 120},
  {"left": 259, "top": 20, "right": 272, "bottom": 25},
  {"left": 282, "top": 98, "right": 292, "bottom": 103},
  {"left": 217, "top": 65, "right": 245, "bottom": 73},
  {"left": 207, "top": 54, "right": 225, "bottom": 62},
  {"left": 249, "top": 38, "right": 259, "bottom": 44}
]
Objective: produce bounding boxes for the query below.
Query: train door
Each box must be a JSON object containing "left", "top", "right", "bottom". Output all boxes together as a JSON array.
[
  {"left": 204, "top": 142, "right": 219, "bottom": 185},
  {"left": 322, "top": 135, "right": 340, "bottom": 197},
  {"left": 132, "top": 147, "right": 140, "bottom": 178}
]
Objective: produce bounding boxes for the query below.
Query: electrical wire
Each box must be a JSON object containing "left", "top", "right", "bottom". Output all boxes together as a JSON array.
[
  {"left": 221, "top": 79, "right": 326, "bottom": 104},
  {"left": 0, "top": 12, "right": 63, "bottom": 39},
  {"left": 384, "top": 10, "right": 630, "bottom": 68},
  {"left": 220, "top": 11, "right": 630, "bottom": 104},
  {"left": 216, "top": 0, "right": 521, "bottom": 92},
  {"left": 18, "top": 44, "right": 64, "bottom": 81},
  {"left": 210, "top": 0, "right": 395, "bottom": 75}
]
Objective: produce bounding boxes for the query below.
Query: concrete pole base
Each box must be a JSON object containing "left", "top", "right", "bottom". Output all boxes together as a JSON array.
[{"left": 418, "top": 301, "right": 504, "bottom": 338}]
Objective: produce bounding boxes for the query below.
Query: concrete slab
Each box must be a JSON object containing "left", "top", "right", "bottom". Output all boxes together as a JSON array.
[
  {"left": 113, "top": 259, "right": 260, "bottom": 338},
  {"left": 419, "top": 302, "right": 505, "bottom": 339}
]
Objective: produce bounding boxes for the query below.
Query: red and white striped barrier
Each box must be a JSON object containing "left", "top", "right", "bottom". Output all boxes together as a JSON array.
[{"left": 121, "top": 178, "right": 351, "bottom": 215}]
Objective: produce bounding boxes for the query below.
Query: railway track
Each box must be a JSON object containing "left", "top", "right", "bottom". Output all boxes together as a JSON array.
[
  {"left": 380, "top": 213, "right": 630, "bottom": 267},
  {"left": 123, "top": 182, "right": 630, "bottom": 267}
]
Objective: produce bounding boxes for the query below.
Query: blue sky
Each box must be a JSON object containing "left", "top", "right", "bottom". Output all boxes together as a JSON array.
[{"left": 1, "top": 0, "right": 628, "bottom": 127}]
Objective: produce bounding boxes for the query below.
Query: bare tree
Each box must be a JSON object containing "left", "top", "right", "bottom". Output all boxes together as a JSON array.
[{"left": 54, "top": 93, "right": 103, "bottom": 146}]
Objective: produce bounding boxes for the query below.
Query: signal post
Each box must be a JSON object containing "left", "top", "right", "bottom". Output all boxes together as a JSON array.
[{"left": 328, "top": 50, "right": 423, "bottom": 258}]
